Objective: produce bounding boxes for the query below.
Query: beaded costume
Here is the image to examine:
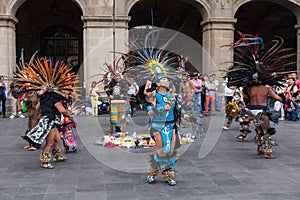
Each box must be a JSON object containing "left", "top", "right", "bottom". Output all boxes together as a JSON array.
[
  {"left": 15, "top": 52, "right": 79, "bottom": 167},
  {"left": 123, "top": 31, "right": 182, "bottom": 186},
  {"left": 225, "top": 32, "right": 296, "bottom": 158}
]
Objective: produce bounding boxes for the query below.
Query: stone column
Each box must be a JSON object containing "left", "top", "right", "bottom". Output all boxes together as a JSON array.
[
  {"left": 201, "top": 18, "right": 236, "bottom": 76},
  {"left": 82, "top": 15, "right": 130, "bottom": 91},
  {"left": 294, "top": 24, "right": 300, "bottom": 77},
  {"left": 201, "top": 17, "right": 236, "bottom": 108},
  {"left": 0, "top": 15, "right": 18, "bottom": 77}
]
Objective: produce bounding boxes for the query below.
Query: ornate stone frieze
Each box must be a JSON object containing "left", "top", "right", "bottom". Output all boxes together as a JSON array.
[{"left": 216, "top": 0, "right": 231, "bottom": 9}]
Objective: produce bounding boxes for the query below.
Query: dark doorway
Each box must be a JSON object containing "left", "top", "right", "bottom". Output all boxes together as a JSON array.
[
  {"left": 15, "top": 0, "right": 83, "bottom": 72},
  {"left": 235, "top": 2, "right": 297, "bottom": 49},
  {"left": 128, "top": 0, "right": 203, "bottom": 45},
  {"left": 41, "top": 25, "right": 80, "bottom": 72}
]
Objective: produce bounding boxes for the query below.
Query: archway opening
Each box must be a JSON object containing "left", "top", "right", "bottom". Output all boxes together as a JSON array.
[
  {"left": 235, "top": 1, "right": 297, "bottom": 70},
  {"left": 15, "top": 0, "right": 83, "bottom": 73},
  {"left": 128, "top": 0, "right": 204, "bottom": 73},
  {"left": 129, "top": 0, "right": 203, "bottom": 44}
]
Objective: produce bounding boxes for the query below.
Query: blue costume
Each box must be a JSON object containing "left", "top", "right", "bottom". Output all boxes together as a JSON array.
[
  {"left": 146, "top": 89, "right": 178, "bottom": 186},
  {"left": 149, "top": 92, "right": 175, "bottom": 153},
  {"left": 122, "top": 32, "right": 184, "bottom": 185}
]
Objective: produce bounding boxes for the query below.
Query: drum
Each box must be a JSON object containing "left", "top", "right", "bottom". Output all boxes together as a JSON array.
[{"left": 110, "top": 100, "right": 126, "bottom": 133}]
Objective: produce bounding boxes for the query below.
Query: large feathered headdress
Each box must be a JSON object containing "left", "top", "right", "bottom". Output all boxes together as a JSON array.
[
  {"left": 14, "top": 54, "right": 80, "bottom": 99},
  {"left": 226, "top": 31, "right": 296, "bottom": 87},
  {"left": 122, "top": 30, "right": 180, "bottom": 83},
  {"left": 13, "top": 49, "right": 39, "bottom": 80}
]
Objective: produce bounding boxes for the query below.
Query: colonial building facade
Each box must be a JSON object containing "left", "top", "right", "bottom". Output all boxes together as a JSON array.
[{"left": 0, "top": 0, "right": 300, "bottom": 88}]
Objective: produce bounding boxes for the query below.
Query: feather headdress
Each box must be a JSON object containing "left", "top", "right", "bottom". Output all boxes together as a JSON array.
[
  {"left": 122, "top": 30, "right": 180, "bottom": 83},
  {"left": 14, "top": 55, "right": 80, "bottom": 99},
  {"left": 226, "top": 32, "right": 296, "bottom": 87},
  {"left": 13, "top": 48, "right": 39, "bottom": 80},
  {"left": 103, "top": 56, "right": 124, "bottom": 78}
]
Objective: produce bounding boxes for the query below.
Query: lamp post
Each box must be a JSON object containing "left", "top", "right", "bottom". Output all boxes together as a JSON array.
[{"left": 113, "top": 0, "right": 116, "bottom": 70}]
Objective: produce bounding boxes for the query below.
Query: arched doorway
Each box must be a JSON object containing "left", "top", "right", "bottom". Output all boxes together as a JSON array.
[
  {"left": 15, "top": 0, "right": 83, "bottom": 73},
  {"left": 128, "top": 0, "right": 204, "bottom": 72},
  {"left": 128, "top": 0, "right": 203, "bottom": 44},
  {"left": 41, "top": 25, "right": 80, "bottom": 72},
  {"left": 234, "top": 1, "right": 297, "bottom": 69}
]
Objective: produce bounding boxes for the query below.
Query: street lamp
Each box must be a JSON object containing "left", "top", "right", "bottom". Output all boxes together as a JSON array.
[{"left": 113, "top": 0, "right": 116, "bottom": 70}]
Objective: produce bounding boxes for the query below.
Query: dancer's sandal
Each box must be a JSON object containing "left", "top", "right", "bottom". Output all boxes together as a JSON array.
[
  {"left": 166, "top": 179, "right": 176, "bottom": 186},
  {"left": 147, "top": 175, "right": 155, "bottom": 184},
  {"left": 236, "top": 134, "right": 246, "bottom": 140},
  {"left": 53, "top": 155, "right": 67, "bottom": 162},
  {"left": 41, "top": 163, "right": 54, "bottom": 169},
  {"left": 28, "top": 146, "right": 37, "bottom": 151},
  {"left": 264, "top": 153, "right": 276, "bottom": 159}
]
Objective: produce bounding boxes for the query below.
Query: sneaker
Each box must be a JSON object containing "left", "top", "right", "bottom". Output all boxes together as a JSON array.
[
  {"left": 223, "top": 126, "right": 229, "bottom": 130},
  {"left": 18, "top": 114, "right": 26, "bottom": 118},
  {"left": 9, "top": 115, "right": 15, "bottom": 119},
  {"left": 147, "top": 175, "right": 155, "bottom": 184},
  {"left": 199, "top": 114, "right": 203, "bottom": 118},
  {"left": 279, "top": 117, "right": 285, "bottom": 121}
]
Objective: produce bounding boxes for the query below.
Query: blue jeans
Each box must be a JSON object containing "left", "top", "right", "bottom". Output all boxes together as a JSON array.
[
  {"left": 288, "top": 102, "right": 298, "bottom": 121},
  {"left": 191, "top": 92, "right": 202, "bottom": 115}
]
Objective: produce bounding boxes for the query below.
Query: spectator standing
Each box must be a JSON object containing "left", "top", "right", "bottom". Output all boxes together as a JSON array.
[
  {"left": 127, "top": 78, "right": 139, "bottom": 116},
  {"left": 288, "top": 73, "right": 300, "bottom": 92},
  {"left": 179, "top": 73, "right": 193, "bottom": 117},
  {"left": 285, "top": 78, "right": 299, "bottom": 121},
  {"left": 274, "top": 82, "right": 287, "bottom": 120},
  {"left": 88, "top": 81, "right": 100, "bottom": 117},
  {"left": 205, "top": 75, "right": 216, "bottom": 115},
  {"left": 190, "top": 72, "right": 203, "bottom": 118},
  {"left": 0, "top": 75, "right": 7, "bottom": 118},
  {"left": 201, "top": 75, "right": 208, "bottom": 110},
  {"left": 9, "top": 80, "right": 26, "bottom": 118}
]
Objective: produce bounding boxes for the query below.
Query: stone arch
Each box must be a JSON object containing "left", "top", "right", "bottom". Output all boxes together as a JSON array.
[
  {"left": 8, "top": 0, "right": 86, "bottom": 16},
  {"left": 126, "top": 0, "right": 210, "bottom": 21},
  {"left": 233, "top": 0, "right": 299, "bottom": 72},
  {"left": 233, "top": 0, "right": 298, "bottom": 44},
  {"left": 126, "top": 0, "right": 211, "bottom": 74},
  {"left": 233, "top": 0, "right": 300, "bottom": 23}
]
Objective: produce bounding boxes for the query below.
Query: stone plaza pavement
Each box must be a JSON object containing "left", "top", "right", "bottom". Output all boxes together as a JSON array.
[{"left": 0, "top": 111, "right": 300, "bottom": 200}]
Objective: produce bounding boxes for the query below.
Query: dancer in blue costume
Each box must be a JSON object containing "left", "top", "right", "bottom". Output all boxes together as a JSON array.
[
  {"left": 145, "top": 74, "right": 179, "bottom": 186},
  {"left": 122, "top": 30, "right": 187, "bottom": 186}
]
